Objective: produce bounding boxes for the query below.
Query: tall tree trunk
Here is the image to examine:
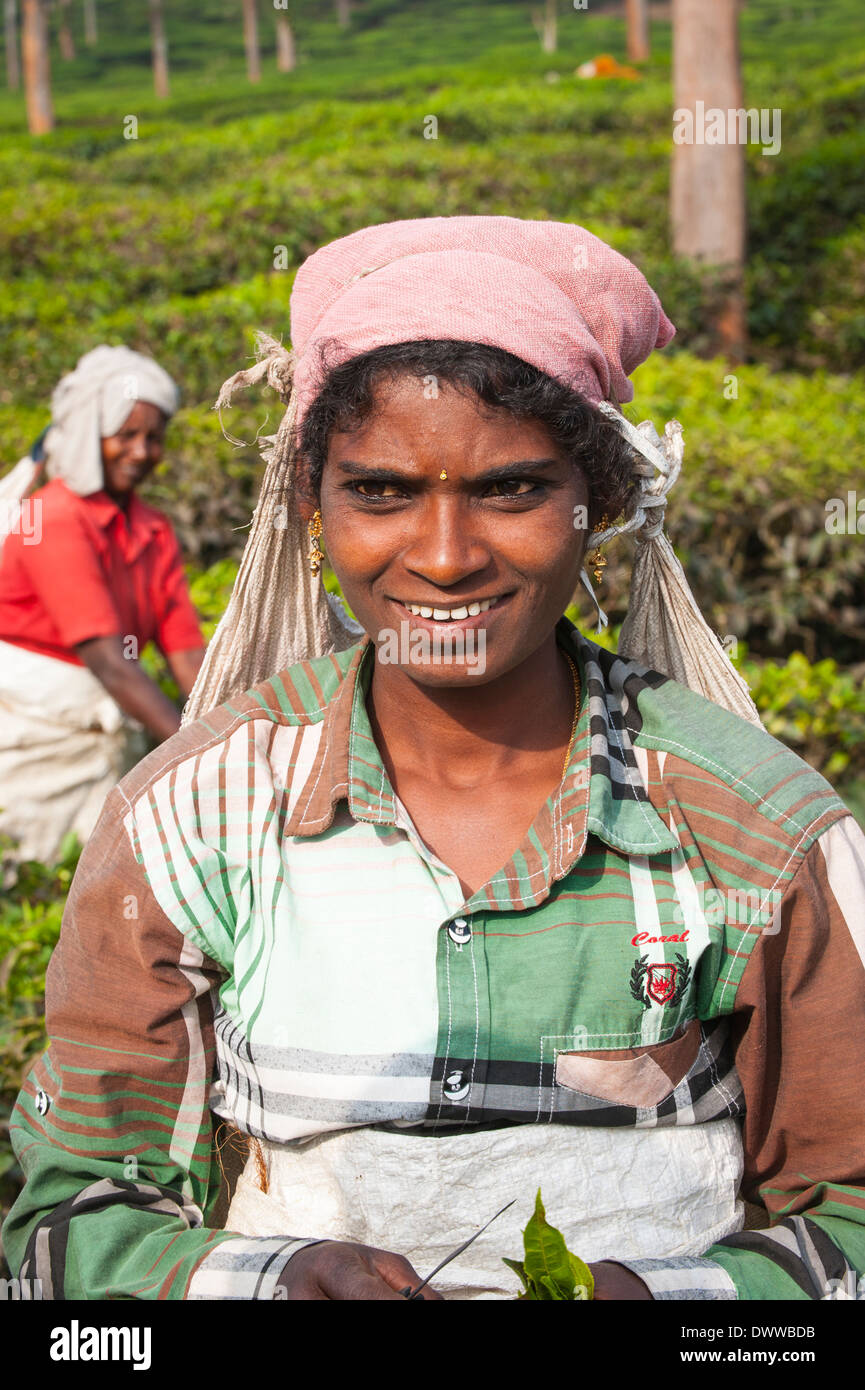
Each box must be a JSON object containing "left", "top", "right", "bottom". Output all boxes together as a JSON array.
[
  {"left": 57, "top": 0, "right": 75, "bottom": 60},
  {"left": 544, "top": 0, "right": 557, "bottom": 53},
  {"left": 4, "top": 0, "right": 20, "bottom": 89},
  {"left": 242, "top": 0, "right": 260, "bottom": 83},
  {"left": 21, "top": 0, "right": 53, "bottom": 133},
  {"left": 532, "top": 0, "right": 557, "bottom": 53},
  {"left": 149, "top": 0, "right": 169, "bottom": 98},
  {"left": 275, "top": 15, "right": 295, "bottom": 72},
  {"left": 335, "top": 0, "right": 350, "bottom": 27},
  {"left": 83, "top": 0, "right": 96, "bottom": 45},
  {"left": 671, "top": 0, "right": 746, "bottom": 358},
  {"left": 625, "top": 0, "right": 650, "bottom": 62}
]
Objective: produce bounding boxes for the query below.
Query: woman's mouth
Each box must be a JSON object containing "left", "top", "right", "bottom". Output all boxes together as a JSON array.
[{"left": 391, "top": 593, "right": 511, "bottom": 628}]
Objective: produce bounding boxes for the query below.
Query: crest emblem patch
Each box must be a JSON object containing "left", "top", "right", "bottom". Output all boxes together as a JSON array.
[{"left": 629, "top": 952, "right": 691, "bottom": 1010}]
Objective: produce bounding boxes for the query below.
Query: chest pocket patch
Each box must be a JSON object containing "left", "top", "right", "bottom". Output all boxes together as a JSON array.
[{"left": 554, "top": 1018, "right": 702, "bottom": 1109}]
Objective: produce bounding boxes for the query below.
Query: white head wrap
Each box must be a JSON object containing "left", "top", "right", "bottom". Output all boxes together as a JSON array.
[
  {"left": 589, "top": 406, "right": 761, "bottom": 723},
  {"left": 0, "top": 346, "right": 180, "bottom": 556},
  {"left": 42, "top": 345, "right": 180, "bottom": 496}
]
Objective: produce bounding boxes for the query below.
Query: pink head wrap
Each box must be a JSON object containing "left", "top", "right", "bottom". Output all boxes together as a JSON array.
[{"left": 289, "top": 215, "right": 674, "bottom": 427}]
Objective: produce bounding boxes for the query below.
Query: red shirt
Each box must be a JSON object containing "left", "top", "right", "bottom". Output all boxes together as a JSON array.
[{"left": 0, "top": 479, "right": 205, "bottom": 666}]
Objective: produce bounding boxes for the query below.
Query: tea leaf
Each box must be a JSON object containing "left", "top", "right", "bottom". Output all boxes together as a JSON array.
[
  {"left": 522, "top": 1189, "right": 577, "bottom": 1300},
  {"left": 502, "top": 1256, "right": 530, "bottom": 1295},
  {"left": 538, "top": 1273, "right": 570, "bottom": 1301},
  {"left": 503, "top": 1190, "right": 595, "bottom": 1300}
]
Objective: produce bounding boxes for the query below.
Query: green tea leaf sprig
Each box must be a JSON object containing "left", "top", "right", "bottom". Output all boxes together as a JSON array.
[{"left": 503, "top": 1190, "right": 594, "bottom": 1301}]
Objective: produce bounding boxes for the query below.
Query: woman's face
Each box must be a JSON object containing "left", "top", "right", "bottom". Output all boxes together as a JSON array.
[
  {"left": 317, "top": 374, "right": 591, "bottom": 686},
  {"left": 101, "top": 401, "right": 168, "bottom": 503}
]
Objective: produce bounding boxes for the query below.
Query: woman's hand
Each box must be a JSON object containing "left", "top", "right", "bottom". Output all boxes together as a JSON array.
[
  {"left": 588, "top": 1260, "right": 653, "bottom": 1300},
  {"left": 275, "top": 1241, "right": 445, "bottom": 1301}
]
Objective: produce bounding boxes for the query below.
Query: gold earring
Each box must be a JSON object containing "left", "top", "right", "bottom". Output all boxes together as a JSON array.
[
  {"left": 439, "top": 469, "right": 448, "bottom": 480},
  {"left": 587, "top": 514, "right": 610, "bottom": 585},
  {"left": 307, "top": 509, "right": 324, "bottom": 576}
]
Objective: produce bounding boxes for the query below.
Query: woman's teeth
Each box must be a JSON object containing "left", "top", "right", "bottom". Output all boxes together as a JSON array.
[{"left": 402, "top": 597, "right": 501, "bottom": 620}]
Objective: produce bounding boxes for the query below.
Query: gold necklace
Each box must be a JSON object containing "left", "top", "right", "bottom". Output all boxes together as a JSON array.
[{"left": 561, "top": 654, "right": 582, "bottom": 781}]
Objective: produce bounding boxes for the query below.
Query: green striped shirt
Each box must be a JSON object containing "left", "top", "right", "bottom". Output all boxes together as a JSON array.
[{"left": 5, "top": 617, "right": 865, "bottom": 1300}]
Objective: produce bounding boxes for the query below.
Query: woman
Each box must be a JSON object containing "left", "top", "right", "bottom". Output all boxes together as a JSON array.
[
  {"left": 0, "top": 346, "right": 206, "bottom": 864},
  {"left": 5, "top": 219, "right": 864, "bottom": 1301}
]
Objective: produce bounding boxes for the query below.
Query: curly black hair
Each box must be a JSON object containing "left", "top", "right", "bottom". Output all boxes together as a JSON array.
[{"left": 296, "top": 339, "right": 638, "bottom": 531}]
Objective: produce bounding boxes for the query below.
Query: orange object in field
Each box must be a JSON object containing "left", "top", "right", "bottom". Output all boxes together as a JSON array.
[{"left": 576, "top": 53, "right": 640, "bottom": 80}]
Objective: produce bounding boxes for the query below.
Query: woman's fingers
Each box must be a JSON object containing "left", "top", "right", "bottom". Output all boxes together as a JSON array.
[
  {"left": 588, "top": 1260, "right": 653, "bottom": 1300},
  {"left": 275, "top": 1241, "right": 445, "bottom": 1301},
  {"left": 367, "top": 1247, "right": 445, "bottom": 1301}
]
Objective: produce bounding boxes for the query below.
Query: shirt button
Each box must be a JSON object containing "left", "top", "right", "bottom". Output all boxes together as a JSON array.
[
  {"left": 447, "top": 918, "right": 471, "bottom": 947},
  {"left": 443, "top": 1069, "right": 470, "bottom": 1102},
  {"left": 35, "top": 1089, "right": 50, "bottom": 1116}
]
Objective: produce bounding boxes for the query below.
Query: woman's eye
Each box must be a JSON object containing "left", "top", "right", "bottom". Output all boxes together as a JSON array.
[
  {"left": 488, "top": 479, "right": 538, "bottom": 497},
  {"left": 353, "top": 481, "right": 403, "bottom": 499}
]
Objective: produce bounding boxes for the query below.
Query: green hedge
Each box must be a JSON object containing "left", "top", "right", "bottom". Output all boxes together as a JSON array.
[{"left": 1, "top": 4, "right": 864, "bottom": 409}]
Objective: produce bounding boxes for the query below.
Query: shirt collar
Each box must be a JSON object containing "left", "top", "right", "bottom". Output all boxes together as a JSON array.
[
  {"left": 284, "top": 616, "right": 679, "bottom": 909},
  {"left": 83, "top": 489, "right": 162, "bottom": 561}
]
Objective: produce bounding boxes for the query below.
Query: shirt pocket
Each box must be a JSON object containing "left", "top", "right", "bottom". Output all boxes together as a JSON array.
[{"left": 554, "top": 1018, "right": 702, "bottom": 1110}]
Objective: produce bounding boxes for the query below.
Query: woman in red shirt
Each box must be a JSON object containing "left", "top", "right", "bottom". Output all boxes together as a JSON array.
[{"left": 0, "top": 345, "right": 205, "bottom": 863}]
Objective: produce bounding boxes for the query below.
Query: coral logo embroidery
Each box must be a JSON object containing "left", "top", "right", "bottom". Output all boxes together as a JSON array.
[
  {"left": 646, "top": 964, "right": 678, "bottom": 1004},
  {"left": 629, "top": 953, "right": 691, "bottom": 1009}
]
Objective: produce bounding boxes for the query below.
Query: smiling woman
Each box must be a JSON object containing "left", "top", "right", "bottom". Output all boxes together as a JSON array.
[
  {"left": 295, "top": 344, "right": 638, "bottom": 898},
  {"left": 5, "top": 220, "right": 865, "bottom": 1304},
  {"left": 0, "top": 346, "right": 206, "bottom": 863}
]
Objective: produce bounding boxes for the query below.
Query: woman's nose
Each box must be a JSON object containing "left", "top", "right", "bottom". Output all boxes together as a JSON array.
[{"left": 402, "top": 501, "right": 492, "bottom": 587}]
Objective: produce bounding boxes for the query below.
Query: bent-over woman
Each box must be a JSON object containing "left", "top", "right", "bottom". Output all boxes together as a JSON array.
[
  {"left": 4, "top": 219, "right": 864, "bottom": 1301},
  {"left": 0, "top": 346, "right": 205, "bottom": 863}
]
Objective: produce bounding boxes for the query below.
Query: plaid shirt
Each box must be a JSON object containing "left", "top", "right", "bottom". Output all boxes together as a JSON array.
[{"left": 5, "top": 617, "right": 865, "bottom": 1300}]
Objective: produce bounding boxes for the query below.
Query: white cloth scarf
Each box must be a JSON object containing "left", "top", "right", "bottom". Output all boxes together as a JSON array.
[{"left": 0, "top": 345, "right": 180, "bottom": 512}]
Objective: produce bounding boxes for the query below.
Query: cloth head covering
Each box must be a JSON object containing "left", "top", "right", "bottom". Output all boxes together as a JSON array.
[
  {"left": 289, "top": 217, "right": 673, "bottom": 420},
  {"left": 0, "top": 346, "right": 180, "bottom": 555},
  {"left": 44, "top": 345, "right": 180, "bottom": 496},
  {"left": 183, "top": 216, "right": 760, "bottom": 726},
  {"left": 0, "top": 346, "right": 180, "bottom": 509}
]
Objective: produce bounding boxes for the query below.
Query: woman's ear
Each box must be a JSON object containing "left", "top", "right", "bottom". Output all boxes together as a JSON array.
[
  {"left": 293, "top": 457, "right": 319, "bottom": 528},
  {"left": 296, "top": 496, "right": 317, "bottom": 528}
]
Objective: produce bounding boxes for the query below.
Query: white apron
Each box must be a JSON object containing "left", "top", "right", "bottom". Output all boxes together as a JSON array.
[
  {"left": 0, "top": 639, "right": 146, "bottom": 863},
  {"left": 226, "top": 1120, "right": 745, "bottom": 1300}
]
